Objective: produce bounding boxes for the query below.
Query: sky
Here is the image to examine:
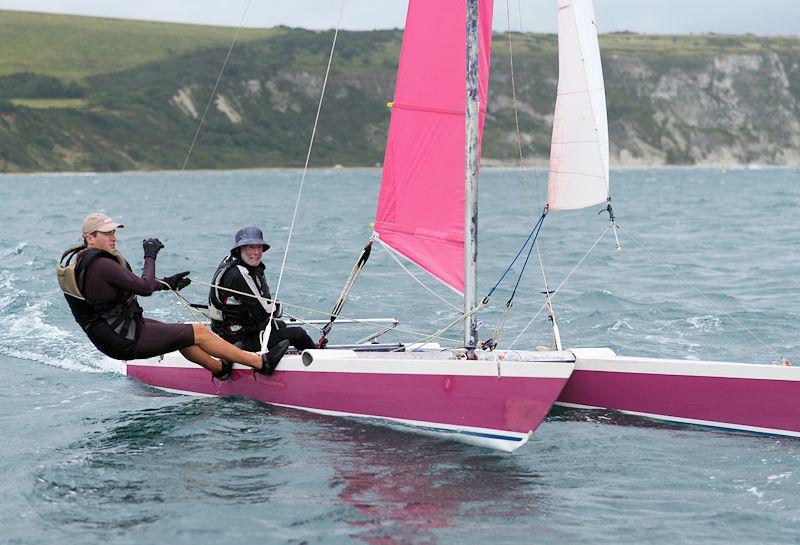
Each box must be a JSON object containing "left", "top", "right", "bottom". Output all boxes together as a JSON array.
[{"left": 0, "top": 0, "right": 798, "bottom": 35}]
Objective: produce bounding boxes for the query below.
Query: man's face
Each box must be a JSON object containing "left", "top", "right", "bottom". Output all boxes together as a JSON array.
[
  {"left": 240, "top": 244, "right": 263, "bottom": 267},
  {"left": 85, "top": 229, "right": 117, "bottom": 253}
]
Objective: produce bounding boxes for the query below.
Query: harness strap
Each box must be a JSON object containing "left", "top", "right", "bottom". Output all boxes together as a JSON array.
[{"left": 236, "top": 265, "right": 276, "bottom": 316}]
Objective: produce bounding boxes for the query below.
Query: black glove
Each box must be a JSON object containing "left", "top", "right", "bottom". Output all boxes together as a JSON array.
[
  {"left": 162, "top": 271, "right": 191, "bottom": 291},
  {"left": 142, "top": 238, "right": 164, "bottom": 259}
]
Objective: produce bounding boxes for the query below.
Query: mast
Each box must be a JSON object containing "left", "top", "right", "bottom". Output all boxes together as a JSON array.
[{"left": 464, "top": 0, "right": 479, "bottom": 355}]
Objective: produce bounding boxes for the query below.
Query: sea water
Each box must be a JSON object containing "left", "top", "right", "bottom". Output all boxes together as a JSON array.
[{"left": 1, "top": 168, "right": 799, "bottom": 544}]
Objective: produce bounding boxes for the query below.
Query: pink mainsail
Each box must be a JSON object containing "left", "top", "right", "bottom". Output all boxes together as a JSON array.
[{"left": 374, "top": 0, "right": 494, "bottom": 294}]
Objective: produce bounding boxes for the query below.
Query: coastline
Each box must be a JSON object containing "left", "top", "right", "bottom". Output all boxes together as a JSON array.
[{"left": 0, "top": 162, "right": 798, "bottom": 178}]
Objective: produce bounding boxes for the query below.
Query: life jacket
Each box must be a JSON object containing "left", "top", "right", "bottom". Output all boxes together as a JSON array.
[
  {"left": 57, "top": 245, "right": 144, "bottom": 358},
  {"left": 208, "top": 254, "right": 278, "bottom": 341}
]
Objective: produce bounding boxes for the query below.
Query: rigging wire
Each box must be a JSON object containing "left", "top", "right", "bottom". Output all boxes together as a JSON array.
[
  {"left": 508, "top": 216, "right": 545, "bottom": 301},
  {"left": 505, "top": 0, "right": 538, "bottom": 222},
  {"left": 482, "top": 1, "right": 554, "bottom": 348},
  {"left": 514, "top": 0, "right": 560, "bottom": 343},
  {"left": 617, "top": 227, "right": 783, "bottom": 360},
  {"left": 181, "top": 0, "right": 253, "bottom": 171},
  {"left": 483, "top": 211, "right": 546, "bottom": 348},
  {"left": 378, "top": 241, "right": 462, "bottom": 314},
  {"left": 187, "top": 278, "right": 461, "bottom": 344},
  {"left": 485, "top": 213, "right": 546, "bottom": 299},
  {"left": 317, "top": 239, "right": 374, "bottom": 346},
  {"left": 510, "top": 0, "right": 547, "bottom": 210},
  {"left": 391, "top": 301, "right": 488, "bottom": 353},
  {"left": 282, "top": 312, "right": 326, "bottom": 333},
  {"left": 156, "top": 279, "right": 210, "bottom": 324},
  {"left": 509, "top": 225, "right": 610, "bottom": 348},
  {"left": 264, "top": 0, "right": 346, "bottom": 351}
]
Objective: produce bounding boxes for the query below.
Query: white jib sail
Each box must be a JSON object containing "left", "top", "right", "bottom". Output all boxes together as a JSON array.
[{"left": 546, "top": 0, "right": 609, "bottom": 211}]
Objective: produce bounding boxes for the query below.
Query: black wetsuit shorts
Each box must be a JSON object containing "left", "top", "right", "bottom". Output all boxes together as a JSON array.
[{"left": 127, "top": 319, "right": 195, "bottom": 359}]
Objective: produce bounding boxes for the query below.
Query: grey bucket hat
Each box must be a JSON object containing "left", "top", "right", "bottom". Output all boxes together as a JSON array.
[{"left": 232, "top": 226, "right": 270, "bottom": 252}]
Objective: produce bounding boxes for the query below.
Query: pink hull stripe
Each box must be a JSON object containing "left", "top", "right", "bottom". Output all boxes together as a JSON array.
[
  {"left": 127, "top": 365, "right": 567, "bottom": 435},
  {"left": 558, "top": 370, "right": 800, "bottom": 433}
]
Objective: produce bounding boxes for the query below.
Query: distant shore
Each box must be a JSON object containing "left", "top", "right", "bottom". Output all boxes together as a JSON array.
[
  {"left": 1, "top": 162, "right": 798, "bottom": 177},
  {"left": 4, "top": 12, "right": 799, "bottom": 175}
]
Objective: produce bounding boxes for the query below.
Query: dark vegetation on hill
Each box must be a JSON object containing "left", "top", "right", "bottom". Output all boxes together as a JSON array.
[{"left": 1, "top": 10, "right": 799, "bottom": 172}]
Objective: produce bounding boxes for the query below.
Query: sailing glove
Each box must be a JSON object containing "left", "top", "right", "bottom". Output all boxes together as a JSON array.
[
  {"left": 162, "top": 271, "right": 191, "bottom": 291},
  {"left": 142, "top": 238, "right": 164, "bottom": 259}
]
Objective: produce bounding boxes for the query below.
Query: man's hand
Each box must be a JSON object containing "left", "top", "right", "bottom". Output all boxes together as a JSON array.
[
  {"left": 143, "top": 238, "right": 164, "bottom": 259},
  {"left": 162, "top": 271, "right": 191, "bottom": 291}
]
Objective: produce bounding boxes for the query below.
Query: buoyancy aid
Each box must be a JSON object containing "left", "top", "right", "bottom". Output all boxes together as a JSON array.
[
  {"left": 208, "top": 254, "right": 280, "bottom": 341},
  {"left": 57, "top": 245, "right": 144, "bottom": 357}
]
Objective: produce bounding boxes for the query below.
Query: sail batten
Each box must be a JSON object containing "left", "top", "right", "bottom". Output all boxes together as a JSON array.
[
  {"left": 374, "top": 0, "right": 494, "bottom": 294},
  {"left": 546, "top": 0, "right": 610, "bottom": 211}
]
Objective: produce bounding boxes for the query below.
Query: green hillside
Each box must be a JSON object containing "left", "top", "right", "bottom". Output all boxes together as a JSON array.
[
  {"left": 0, "top": 10, "right": 280, "bottom": 80},
  {"left": 1, "top": 10, "right": 799, "bottom": 172}
]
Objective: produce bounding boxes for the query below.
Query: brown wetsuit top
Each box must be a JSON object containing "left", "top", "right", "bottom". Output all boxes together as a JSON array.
[{"left": 82, "top": 255, "right": 194, "bottom": 359}]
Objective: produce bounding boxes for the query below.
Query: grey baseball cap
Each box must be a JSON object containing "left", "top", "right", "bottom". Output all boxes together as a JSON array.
[{"left": 232, "top": 226, "right": 270, "bottom": 251}]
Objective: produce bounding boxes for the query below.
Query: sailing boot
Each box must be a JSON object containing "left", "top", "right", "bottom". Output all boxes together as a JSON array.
[
  {"left": 212, "top": 358, "right": 234, "bottom": 381},
  {"left": 257, "top": 340, "right": 290, "bottom": 376}
]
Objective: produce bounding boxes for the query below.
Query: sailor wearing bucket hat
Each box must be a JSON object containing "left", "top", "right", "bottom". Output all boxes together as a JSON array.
[
  {"left": 209, "top": 226, "right": 315, "bottom": 353},
  {"left": 58, "top": 213, "right": 288, "bottom": 379}
]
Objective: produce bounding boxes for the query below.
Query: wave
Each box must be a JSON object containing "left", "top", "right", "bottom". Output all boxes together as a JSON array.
[
  {"left": 0, "top": 241, "right": 28, "bottom": 259},
  {"left": 0, "top": 269, "right": 124, "bottom": 374}
]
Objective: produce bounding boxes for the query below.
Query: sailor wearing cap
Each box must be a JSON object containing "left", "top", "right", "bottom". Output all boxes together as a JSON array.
[
  {"left": 209, "top": 226, "right": 315, "bottom": 353},
  {"left": 58, "top": 213, "right": 289, "bottom": 379}
]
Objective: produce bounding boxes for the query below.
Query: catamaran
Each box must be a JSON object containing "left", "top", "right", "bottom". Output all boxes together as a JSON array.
[
  {"left": 127, "top": 0, "right": 579, "bottom": 453},
  {"left": 128, "top": 0, "right": 800, "bottom": 447},
  {"left": 541, "top": 2, "right": 800, "bottom": 438}
]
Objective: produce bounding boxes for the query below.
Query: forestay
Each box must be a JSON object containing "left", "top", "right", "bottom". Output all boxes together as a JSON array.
[
  {"left": 546, "top": 0, "right": 609, "bottom": 211},
  {"left": 374, "top": 0, "right": 494, "bottom": 294}
]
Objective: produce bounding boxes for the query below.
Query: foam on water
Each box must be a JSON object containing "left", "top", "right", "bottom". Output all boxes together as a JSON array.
[
  {"left": 0, "top": 298, "right": 107, "bottom": 374},
  {"left": 0, "top": 244, "right": 124, "bottom": 374},
  {"left": 1, "top": 168, "right": 800, "bottom": 544}
]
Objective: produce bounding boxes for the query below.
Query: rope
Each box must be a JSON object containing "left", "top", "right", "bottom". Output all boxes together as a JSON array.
[
  {"left": 187, "top": 278, "right": 461, "bottom": 344},
  {"left": 505, "top": 0, "right": 539, "bottom": 219},
  {"left": 392, "top": 301, "right": 488, "bottom": 352},
  {"left": 282, "top": 312, "right": 325, "bottom": 333},
  {"left": 181, "top": 0, "right": 253, "bottom": 171},
  {"left": 318, "top": 240, "right": 373, "bottom": 345},
  {"left": 482, "top": 212, "right": 547, "bottom": 348},
  {"left": 509, "top": 226, "right": 609, "bottom": 348},
  {"left": 266, "top": 0, "right": 345, "bottom": 351},
  {"left": 508, "top": 217, "right": 544, "bottom": 301},
  {"left": 507, "top": 302, "right": 547, "bottom": 350},
  {"left": 378, "top": 241, "right": 462, "bottom": 313},
  {"left": 618, "top": 226, "right": 782, "bottom": 360},
  {"left": 503, "top": 0, "right": 557, "bottom": 348},
  {"left": 485, "top": 212, "right": 545, "bottom": 299},
  {"left": 485, "top": 219, "right": 544, "bottom": 347},
  {"left": 156, "top": 279, "right": 210, "bottom": 324},
  {"left": 508, "top": 0, "right": 548, "bottom": 217}
]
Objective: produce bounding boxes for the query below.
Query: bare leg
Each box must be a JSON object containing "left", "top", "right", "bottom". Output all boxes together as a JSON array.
[
  {"left": 190, "top": 323, "right": 263, "bottom": 370},
  {"left": 179, "top": 346, "right": 222, "bottom": 373}
]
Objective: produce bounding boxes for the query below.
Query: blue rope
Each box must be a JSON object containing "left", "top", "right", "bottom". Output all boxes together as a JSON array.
[
  {"left": 485, "top": 212, "right": 547, "bottom": 299},
  {"left": 508, "top": 216, "right": 545, "bottom": 302}
]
